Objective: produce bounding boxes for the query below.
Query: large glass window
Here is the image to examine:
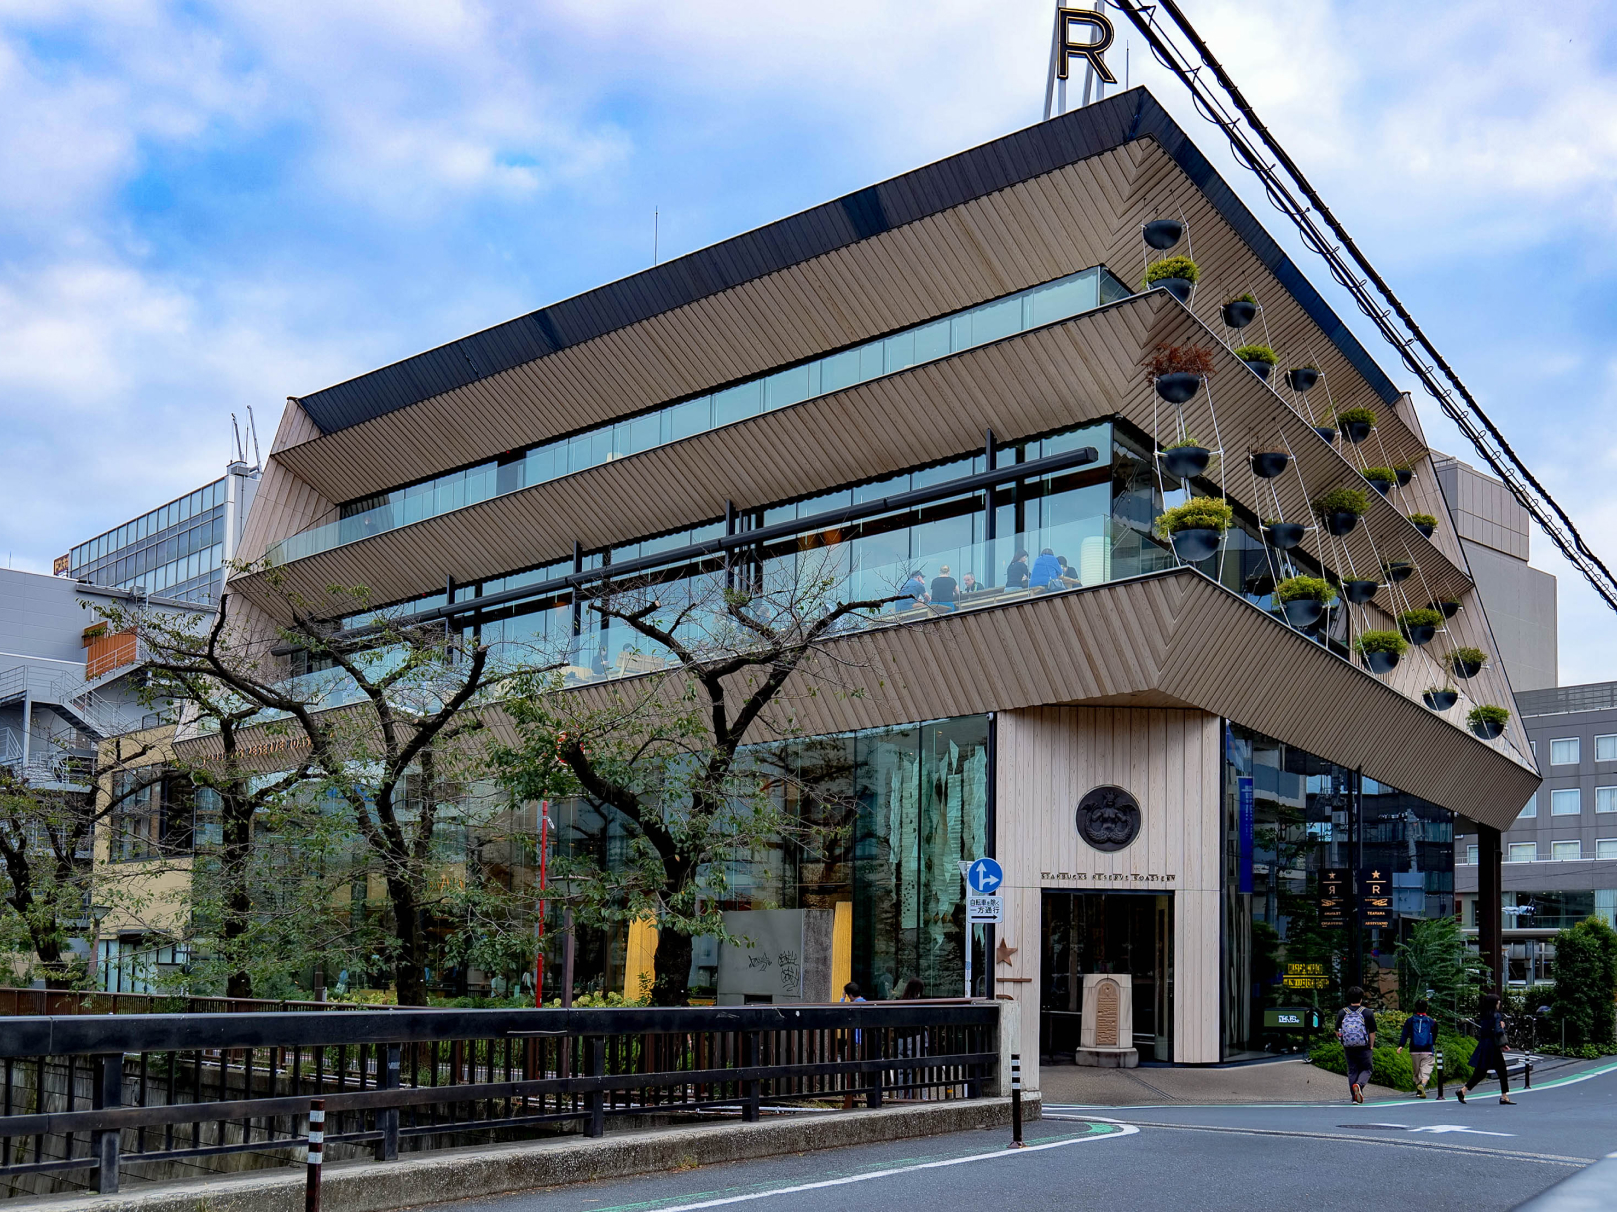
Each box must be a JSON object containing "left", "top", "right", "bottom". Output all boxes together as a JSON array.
[
  {"left": 268, "top": 266, "right": 1133, "bottom": 566},
  {"left": 1551, "top": 738, "right": 1580, "bottom": 766},
  {"left": 1520, "top": 793, "right": 1538, "bottom": 818},
  {"left": 1596, "top": 735, "right": 1617, "bottom": 762},
  {"left": 1597, "top": 787, "right": 1617, "bottom": 813},
  {"left": 1553, "top": 840, "right": 1582, "bottom": 861},
  {"left": 1552, "top": 789, "right": 1582, "bottom": 816},
  {"left": 1508, "top": 842, "right": 1538, "bottom": 863},
  {"left": 1221, "top": 722, "right": 1453, "bottom": 1057}
]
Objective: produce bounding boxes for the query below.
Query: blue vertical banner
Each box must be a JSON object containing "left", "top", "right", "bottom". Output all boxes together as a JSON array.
[{"left": 1238, "top": 776, "right": 1255, "bottom": 895}]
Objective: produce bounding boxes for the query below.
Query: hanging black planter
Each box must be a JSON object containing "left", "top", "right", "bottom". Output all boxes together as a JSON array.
[
  {"left": 1171, "top": 528, "right": 1221, "bottom": 562},
  {"left": 1384, "top": 562, "right": 1415, "bottom": 583},
  {"left": 1413, "top": 519, "right": 1436, "bottom": 539},
  {"left": 1430, "top": 600, "right": 1461, "bottom": 619},
  {"left": 1286, "top": 367, "right": 1320, "bottom": 393},
  {"left": 1344, "top": 580, "right": 1379, "bottom": 604},
  {"left": 1451, "top": 654, "right": 1485, "bottom": 679},
  {"left": 1471, "top": 717, "right": 1506, "bottom": 740},
  {"left": 1423, "top": 689, "right": 1459, "bottom": 711},
  {"left": 1160, "top": 445, "right": 1212, "bottom": 479},
  {"left": 1324, "top": 509, "right": 1360, "bottom": 537},
  {"left": 1242, "top": 358, "right": 1274, "bottom": 381},
  {"left": 1363, "top": 651, "right": 1400, "bottom": 675},
  {"left": 1154, "top": 277, "right": 1194, "bottom": 304},
  {"left": 1282, "top": 598, "right": 1325, "bottom": 628},
  {"left": 1155, "top": 373, "right": 1201, "bottom": 404},
  {"left": 1251, "top": 451, "right": 1289, "bottom": 478},
  {"left": 1368, "top": 478, "right": 1394, "bottom": 496},
  {"left": 1341, "top": 419, "right": 1372, "bottom": 443},
  {"left": 1222, "top": 299, "right": 1258, "bottom": 328},
  {"left": 1404, "top": 623, "right": 1437, "bottom": 647},
  {"left": 1395, "top": 467, "right": 1415, "bottom": 488},
  {"left": 1142, "top": 219, "right": 1184, "bottom": 249},
  {"left": 1265, "top": 522, "right": 1307, "bottom": 550},
  {"left": 1313, "top": 426, "right": 1337, "bottom": 444}
]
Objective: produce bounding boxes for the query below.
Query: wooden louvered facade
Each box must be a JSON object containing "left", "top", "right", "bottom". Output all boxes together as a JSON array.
[{"left": 221, "top": 87, "right": 1540, "bottom": 1073}]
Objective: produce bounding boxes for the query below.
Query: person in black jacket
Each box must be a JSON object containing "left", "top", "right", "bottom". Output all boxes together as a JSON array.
[{"left": 1457, "top": 993, "right": 1516, "bottom": 1104}]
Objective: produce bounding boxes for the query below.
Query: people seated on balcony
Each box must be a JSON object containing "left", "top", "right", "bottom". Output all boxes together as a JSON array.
[
  {"left": 960, "top": 572, "right": 984, "bottom": 595},
  {"left": 1005, "top": 550, "right": 1031, "bottom": 589},
  {"left": 1029, "top": 548, "right": 1062, "bottom": 588},
  {"left": 930, "top": 565, "right": 958, "bottom": 611},
  {"left": 1057, "top": 555, "right": 1082, "bottom": 588},
  {"left": 897, "top": 570, "right": 927, "bottom": 611}
]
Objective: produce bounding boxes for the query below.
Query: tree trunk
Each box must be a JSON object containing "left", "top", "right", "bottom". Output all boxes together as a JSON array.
[
  {"left": 650, "top": 928, "right": 693, "bottom": 1006},
  {"left": 388, "top": 875, "right": 428, "bottom": 1007},
  {"left": 220, "top": 788, "right": 255, "bottom": 999}
]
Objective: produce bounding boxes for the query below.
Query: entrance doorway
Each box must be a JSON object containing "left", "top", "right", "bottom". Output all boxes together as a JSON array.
[{"left": 1040, "top": 891, "right": 1174, "bottom": 1062}]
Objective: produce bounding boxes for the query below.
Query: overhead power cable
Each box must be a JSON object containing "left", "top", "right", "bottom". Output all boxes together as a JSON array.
[{"left": 1107, "top": 0, "right": 1617, "bottom": 613}]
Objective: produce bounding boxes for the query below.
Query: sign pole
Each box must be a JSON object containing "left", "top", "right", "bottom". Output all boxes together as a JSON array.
[
  {"left": 965, "top": 922, "right": 974, "bottom": 999},
  {"left": 305, "top": 1099, "right": 324, "bottom": 1212},
  {"left": 1009, "top": 1054, "right": 1025, "bottom": 1147}
]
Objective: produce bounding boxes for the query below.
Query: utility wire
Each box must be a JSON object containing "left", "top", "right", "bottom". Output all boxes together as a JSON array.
[{"left": 1108, "top": 0, "right": 1617, "bottom": 613}]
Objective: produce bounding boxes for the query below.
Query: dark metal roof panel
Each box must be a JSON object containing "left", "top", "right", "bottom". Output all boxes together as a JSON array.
[{"left": 294, "top": 88, "right": 1398, "bottom": 436}]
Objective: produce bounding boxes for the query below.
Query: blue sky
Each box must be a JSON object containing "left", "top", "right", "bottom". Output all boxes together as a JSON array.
[{"left": 2, "top": 1, "right": 1614, "bottom": 683}]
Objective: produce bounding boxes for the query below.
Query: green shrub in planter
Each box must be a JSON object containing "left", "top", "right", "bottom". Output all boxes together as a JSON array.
[
  {"left": 1232, "top": 343, "right": 1278, "bottom": 365},
  {"left": 1163, "top": 435, "right": 1204, "bottom": 449},
  {"left": 1468, "top": 704, "right": 1511, "bottom": 729},
  {"left": 1399, "top": 608, "right": 1444, "bottom": 631},
  {"left": 1313, "top": 486, "right": 1370, "bottom": 518},
  {"left": 1275, "top": 575, "right": 1337, "bottom": 604},
  {"left": 1141, "top": 255, "right": 1199, "bottom": 288},
  {"left": 1228, "top": 292, "right": 1257, "bottom": 305},
  {"left": 1363, "top": 467, "right": 1398, "bottom": 485},
  {"left": 1448, "top": 647, "right": 1488, "bottom": 673},
  {"left": 1355, "top": 630, "right": 1408, "bottom": 657},
  {"left": 1409, "top": 512, "right": 1439, "bottom": 530},
  {"left": 1335, "top": 406, "right": 1378, "bottom": 429},
  {"left": 1153, "top": 497, "right": 1234, "bottom": 538}
]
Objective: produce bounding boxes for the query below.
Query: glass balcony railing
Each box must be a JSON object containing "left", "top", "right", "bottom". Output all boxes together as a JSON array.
[{"left": 266, "top": 265, "right": 1133, "bottom": 567}]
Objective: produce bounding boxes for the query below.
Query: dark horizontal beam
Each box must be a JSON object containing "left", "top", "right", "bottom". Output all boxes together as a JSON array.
[{"left": 0, "top": 1000, "right": 996, "bottom": 1058}]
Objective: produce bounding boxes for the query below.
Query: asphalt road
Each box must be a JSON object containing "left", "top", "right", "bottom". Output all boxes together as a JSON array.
[{"left": 430, "top": 1061, "right": 1617, "bottom": 1212}]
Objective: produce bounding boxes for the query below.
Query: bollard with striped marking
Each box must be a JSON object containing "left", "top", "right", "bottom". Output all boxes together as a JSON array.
[
  {"left": 306, "top": 1099, "right": 325, "bottom": 1212},
  {"left": 1009, "top": 1053, "right": 1025, "bottom": 1148}
]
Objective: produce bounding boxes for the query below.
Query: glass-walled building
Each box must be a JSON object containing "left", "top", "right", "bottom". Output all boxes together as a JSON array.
[{"left": 188, "top": 88, "right": 1539, "bottom": 1080}]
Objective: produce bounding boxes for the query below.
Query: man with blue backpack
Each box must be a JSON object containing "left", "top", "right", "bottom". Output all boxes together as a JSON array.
[
  {"left": 1335, "top": 986, "right": 1377, "bottom": 1103},
  {"left": 1397, "top": 999, "right": 1439, "bottom": 1097}
]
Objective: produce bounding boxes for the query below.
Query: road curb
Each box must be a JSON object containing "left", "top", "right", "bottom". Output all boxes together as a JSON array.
[{"left": 11, "top": 1095, "right": 1040, "bottom": 1212}]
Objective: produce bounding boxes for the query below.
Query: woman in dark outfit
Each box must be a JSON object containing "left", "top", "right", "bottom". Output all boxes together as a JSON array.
[{"left": 1457, "top": 993, "right": 1516, "bottom": 1105}]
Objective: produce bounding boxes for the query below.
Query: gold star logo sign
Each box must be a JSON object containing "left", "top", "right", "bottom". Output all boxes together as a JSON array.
[{"left": 996, "top": 939, "right": 1018, "bottom": 966}]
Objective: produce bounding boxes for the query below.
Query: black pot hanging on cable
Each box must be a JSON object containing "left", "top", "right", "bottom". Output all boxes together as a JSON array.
[
  {"left": 1222, "top": 298, "right": 1258, "bottom": 329},
  {"left": 1264, "top": 522, "right": 1307, "bottom": 550},
  {"left": 1160, "top": 445, "right": 1212, "bottom": 480},
  {"left": 1155, "top": 373, "right": 1201, "bottom": 404},
  {"left": 1313, "top": 426, "right": 1337, "bottom": 444},
  {"left": 1171, "top": 529, "right": 1221, "bottom": 563},
  {"left": 1423, "top": 689, "right": 1459, "bottom": 711},
  {"left": 1282, "top": 598, "right": 1325, "bottom": 628},
  {"left": 1343, "top": 580, "right": 1379, "bottom": 604},
  {"left": 1251, "top": 450, "right": 1289, "bottom": 478},
  {"left": 1142, "top": 219, "right": 1184, "bottom": 249},
  {"left": 1286, "top": 367, "right": 1321, "bottom": 393}
]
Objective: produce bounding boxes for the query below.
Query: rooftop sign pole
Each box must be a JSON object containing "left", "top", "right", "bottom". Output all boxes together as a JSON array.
[{"left": 1044, "top": 3, "right": 1117, "bottom": 120}]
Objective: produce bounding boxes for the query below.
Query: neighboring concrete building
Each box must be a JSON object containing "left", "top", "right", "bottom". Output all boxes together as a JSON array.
[
  {"left": 194, "top": 89, "right": 1536, "bottom": 1072},
  {"left": 1457, "top": 682, "right": 1617, "bottom": 987},
  {"left": 56, "top": 462, "right": 261, "bottom": 605},
  {"left": 1433, "top": 453, "right": 1557, "bottom": 692}
]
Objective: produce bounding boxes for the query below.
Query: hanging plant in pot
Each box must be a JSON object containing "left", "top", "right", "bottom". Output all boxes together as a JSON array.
[
  {"left": 1343, "top": 578, "right": 1379, "bottom": 604},
  {"left": 1429, "top": 599, "right": 1461, "bottom": 619},
  {"left": 1233, "top": 343, "right": 1279, "bottom": 381},
  {"left": 1144, "top": 344, "right": 1216, "bottom": 405},
  {"left": 1423, "top": 686, "right": 1460, "bottom": 711},
  {"left": 1313, "top": 423, "right": 1338, "bottom": 444},
  {"left": 1263, "top": 518, "right": 1307, "bottom": 550},
  {"left": 1154, "top": 497, "right": 1234, "bottom": 563},
  {"left": 1355, "top": 630, "right": 1408, "bottom": 675},
  {"left": 1251, "top": 449, "right": 1289, "bottom": 478},
  {"left": 1275, "top": 575, "right": 1336, "bottom": 628},
  {"left": 1448, "top": 646, "right": 1488, "bottom": 679},
  {"left": 1398, "top": 607, "right": 1444, "bottom": 647},
  {"left": 1286, "top": 366, "right": 1320, "bottom": 393},
  {"left": 1160, "top": 436, "right": 1212, "bottom": 480},
  {"left": 1363, "top": 467, "right": 1398, "bottom": 496},
  {"left": 1467, "top": 703, "right": 1510, "bottom": 740},
  {"left": 1409, "top": 513, "right": 1439, "bottom": 539},
  {"left": 1313, "top": 486, "right": 1370, "bottom": 537},
  {"left": 1335, "top": 406, "right": 1377, "bottom": 444},
  {"left": 1142, "top": 218, "right": 1184, "bottom": 249},
  {"left": 1394, "top": 465, "right": 1415, "bottom": 488},
  {"left": 1382, "top": 559, "right": 1416, "bottom": 584},
  {"left": 1222, "top": 292, "right": 1258, "bottom": 329},
  {"left": 1141, "top": 255, "right": 1200, "bottom": 304}
]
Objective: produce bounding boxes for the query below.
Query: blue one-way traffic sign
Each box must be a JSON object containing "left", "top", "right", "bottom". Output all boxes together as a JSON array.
[{"left": 966, "top": 857, "right": 1003, "bottom": 894}]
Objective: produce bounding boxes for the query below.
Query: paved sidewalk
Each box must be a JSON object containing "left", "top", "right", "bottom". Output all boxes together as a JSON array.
[{"left": 1040, "top": 1053, "right": 1596, "bottom": 1106}]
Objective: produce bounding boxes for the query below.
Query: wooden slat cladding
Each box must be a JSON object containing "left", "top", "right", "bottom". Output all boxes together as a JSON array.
[
  {"left": 994, "top": 705, "right": 1222, "bottom": 1071},
  {"left": 267, "top": 130, "right": 1400, "bottom": 509},
  {"left": 232, "top": 291, "right": 1474, "bottom": 622}
]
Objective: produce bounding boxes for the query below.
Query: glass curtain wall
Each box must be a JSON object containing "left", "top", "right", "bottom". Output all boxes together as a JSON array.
[
  {"left": 546, "top": 715, "right": 990, "bottom": 1002},
  {"left": 1221, "top": 722, "right": 1455, "bottom": 1056}
]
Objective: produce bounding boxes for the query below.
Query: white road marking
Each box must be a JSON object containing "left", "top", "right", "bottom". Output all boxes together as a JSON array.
[
  {"left": 637, "top": 1123, "right": 1139, "bottom": 1211},
  {"left": 1408, "top": 1125, "right": 1514, "bottom": 1137}
]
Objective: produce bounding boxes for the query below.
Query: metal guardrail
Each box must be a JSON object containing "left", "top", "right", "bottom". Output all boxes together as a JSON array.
[
  {"left": 0, "top": 1001, "right": 999, "bottom": 1197},
  {"left": 0, "top": 989, "right": 372, "bottom": 1017}
]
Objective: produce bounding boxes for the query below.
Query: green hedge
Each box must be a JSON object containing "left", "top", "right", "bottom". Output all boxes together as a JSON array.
[{"left": 1309, "top": 1027, "right": 1478, "bottom": 1091}]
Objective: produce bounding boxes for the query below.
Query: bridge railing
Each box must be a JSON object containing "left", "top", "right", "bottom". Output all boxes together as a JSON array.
[{"left": 0, "top": 1000, "right": 999, "bottom": 1198}]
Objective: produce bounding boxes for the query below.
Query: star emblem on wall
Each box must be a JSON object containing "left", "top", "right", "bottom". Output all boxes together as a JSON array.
[{"left": 996, "top": 939, "right": 1018, "bottom": 966}]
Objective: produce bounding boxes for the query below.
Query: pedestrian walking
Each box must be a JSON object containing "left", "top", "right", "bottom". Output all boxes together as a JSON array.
[
  {"left": 1396, "top": 999, "right": 1438, "bottom": 1098},
  {"left": 1335, "top": 986, "right": 1377, "bottom": 1104},
  {"left": 1456, "top": 993, "right": 1516, "bottom": 1105}
]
